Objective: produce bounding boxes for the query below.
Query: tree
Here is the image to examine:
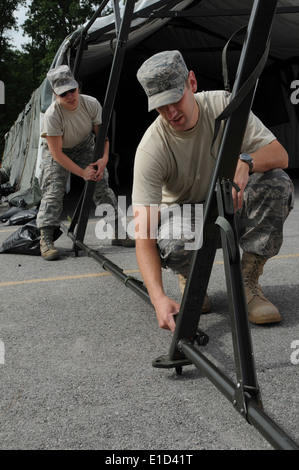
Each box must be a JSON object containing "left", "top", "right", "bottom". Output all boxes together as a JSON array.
[
  {"left": 0, "top": 1, "right": 27, "bottom": 158},
  {"left": 0, "top": 0, "right": 26, "bottom": 62},
  {"left": 22, "top": 0, "right": 103, "bottom": 83}
]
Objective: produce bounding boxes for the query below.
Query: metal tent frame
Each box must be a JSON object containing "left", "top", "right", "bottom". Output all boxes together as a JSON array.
[{"left": 61, "top": 0, "right": 299, "bottom": 450}]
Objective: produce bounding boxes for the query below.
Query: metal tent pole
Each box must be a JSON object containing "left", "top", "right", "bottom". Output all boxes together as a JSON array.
[
  {"left": 67, "top": 0, "right": 136, "bottom": 250},
  {"left": 178, "top": 341, "right": 299, "bottom": 450},
  {"left": 168, "top": 0, "right": 276, "bottom": 361},
  {"left": 72, "top": 0, "right": 111, "bottom": 80}
]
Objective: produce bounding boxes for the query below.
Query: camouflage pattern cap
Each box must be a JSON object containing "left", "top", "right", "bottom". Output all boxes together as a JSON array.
[
  {"left": 47, "top": 65, "right": 78, "bottom": 96},
  {"left": 137, "top": 50, "right": 189, "bottom": 111}
]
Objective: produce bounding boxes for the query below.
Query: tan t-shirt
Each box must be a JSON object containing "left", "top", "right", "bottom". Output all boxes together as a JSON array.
[
  {"left": 41, "top": 94, "right": 102, "bottom": 149},
  {"left": 132, "top": 90, "right": 276, "bottom": 206}
]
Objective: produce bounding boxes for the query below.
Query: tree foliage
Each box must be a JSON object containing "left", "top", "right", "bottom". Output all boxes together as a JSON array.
[
  {"left": 0, "top": 1, "right": 27, "bottom": 157},
  {"left": 22, "top": 0, "right": 103, "bottom": 82},
  {"left": 0, "top": 0, "right": 109, "bottom": 158},
  {"left": 0, "top": 0, "right": 26, "bottom": 55}
]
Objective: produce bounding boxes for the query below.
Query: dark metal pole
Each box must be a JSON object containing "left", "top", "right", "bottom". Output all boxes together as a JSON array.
[
  {"left": 216, "top": 179, "right": 261, "bottom": 403},
  {"left": 61, "top": 222, "right": 151, "bottom": 305},
  {"left": 73, "top": 0, "right": 111, "bottom": 80},
  {"left": 69, "top": 0, "right": 136, "bottom": 249},
  {"left": 179, "top": 340, "right": 299, "bottom": 450},
  {"left": 169, "top": 0, "right": 278, "bottom": 359}
]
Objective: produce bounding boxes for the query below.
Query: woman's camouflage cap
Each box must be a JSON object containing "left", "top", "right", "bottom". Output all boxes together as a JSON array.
[
  {"left": 137, "top": 50, "right": 189, "bottom": 111},
  {"left": 47, "top": 65, "right": 78, "bottom": 96}
]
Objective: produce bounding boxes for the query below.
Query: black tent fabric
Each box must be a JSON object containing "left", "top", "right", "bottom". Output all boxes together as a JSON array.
[{"left": 1, "top": 0, "right": 299, "bottom": 208}]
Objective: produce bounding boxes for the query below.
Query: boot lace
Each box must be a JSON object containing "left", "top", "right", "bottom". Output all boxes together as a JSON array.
[{"left": 243, "top": 257, "right": 263, "bottom": 297}]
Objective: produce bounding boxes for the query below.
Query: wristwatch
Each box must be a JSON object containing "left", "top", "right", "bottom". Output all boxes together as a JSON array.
[{"left": 239, "top": 153, "right": 253, "bottom": 172}]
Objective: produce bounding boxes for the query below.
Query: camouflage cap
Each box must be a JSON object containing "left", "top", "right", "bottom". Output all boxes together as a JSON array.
[
  {"left": 137, "top": 50, "right": 189, "bottom": 111},
  {"left": 47, "top": 65, "right": 78, "bottom": 96}
]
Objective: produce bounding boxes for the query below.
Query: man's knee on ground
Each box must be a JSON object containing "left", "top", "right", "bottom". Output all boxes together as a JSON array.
[{"left": 159, "top": 238, "right": 193, "bottom": 276}]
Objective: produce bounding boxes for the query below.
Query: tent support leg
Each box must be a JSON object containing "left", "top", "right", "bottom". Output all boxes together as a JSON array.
[
  {"left": 61, "top": 221, "right": 152, "bottom": 305},
  {"left": 73, "top": 0, "right": 112, "bottom": 79},
  {"left": 67, "top": 0, "right": 136, "bottom": 252},
  {"left": 178, "top": 340, "right": 299, "bottom": 450}
]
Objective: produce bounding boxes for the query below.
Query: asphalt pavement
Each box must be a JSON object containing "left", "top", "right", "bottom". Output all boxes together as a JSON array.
[{"left": 0, "top": 178, "right": 298, "bottom": 452}]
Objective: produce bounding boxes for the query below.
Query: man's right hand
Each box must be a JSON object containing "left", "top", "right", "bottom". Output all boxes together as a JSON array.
[
  {"left": 133, "top": 206, "right": 180, "bottom": 333},
  {"left": 153, "top": 294, "right": 180, "bottom": 332}
]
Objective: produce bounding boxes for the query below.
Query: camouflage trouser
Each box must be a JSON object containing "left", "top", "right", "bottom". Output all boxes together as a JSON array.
[
  {"left": 158, "top": 169, "right": 294, "bottom": 276},
  {"left": 36, "top": 134, "right": 118, "bottom": 229}
]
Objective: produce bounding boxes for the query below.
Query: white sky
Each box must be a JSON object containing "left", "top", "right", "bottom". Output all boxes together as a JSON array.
[{"left": 9, "top": 3, "right": 30, "bottom": 49}]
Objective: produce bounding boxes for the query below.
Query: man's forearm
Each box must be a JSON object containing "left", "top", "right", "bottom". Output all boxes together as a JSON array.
[
  {"left": 135, "top": 238, "right": 165, "bottom": 305},
  {"left": 250, "top": 139, "right": 288, "bottom": 173}
]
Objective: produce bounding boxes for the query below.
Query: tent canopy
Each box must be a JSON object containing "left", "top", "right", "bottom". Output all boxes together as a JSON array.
[{"left": 2, "top": 0, "right": 299, "bottom": 207}]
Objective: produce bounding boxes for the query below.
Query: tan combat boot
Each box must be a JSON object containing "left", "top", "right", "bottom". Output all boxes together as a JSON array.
[
  {"left": 40, "top": 227, "right": 60, "bottom": 261},
  {"left": 241, "top": 252, "right": 281, "bottom": 324},
  {"left": 178, "top": 274, "right": 211, "bottom": 313}
]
